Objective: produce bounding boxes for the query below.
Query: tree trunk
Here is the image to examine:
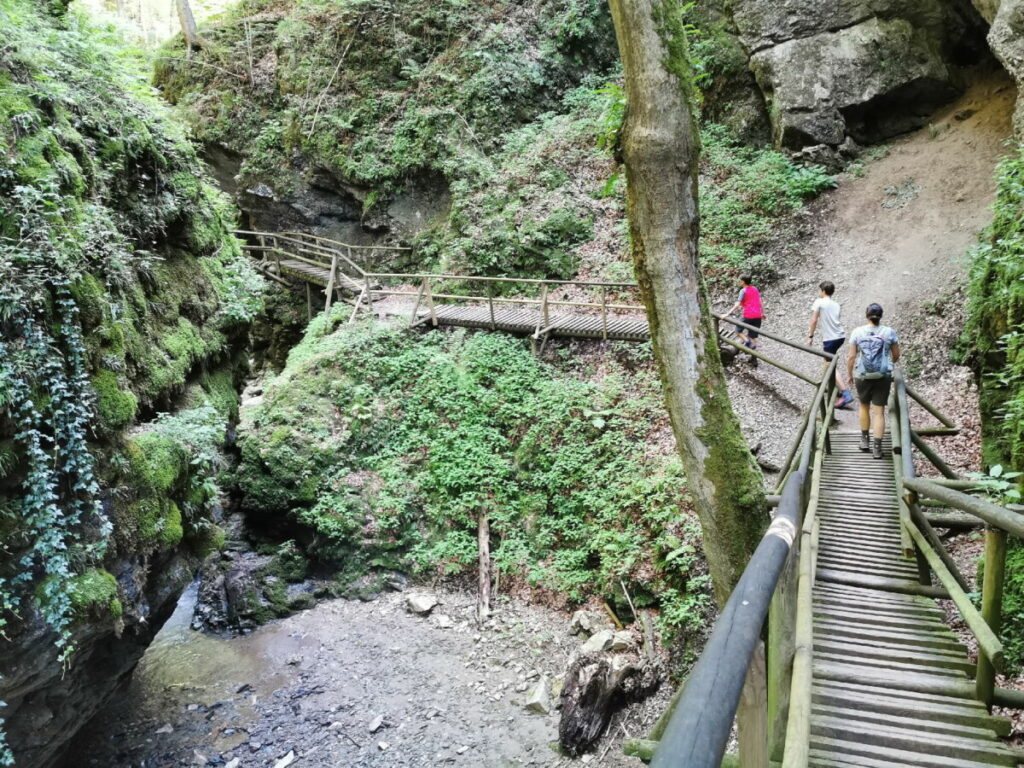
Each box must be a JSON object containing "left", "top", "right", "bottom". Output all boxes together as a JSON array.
[
  {"left": 607, "top": 0, "right": 769, "bottom": 605},
  {"left": 176, "top": 0, "right": 200, "bottom": 53}
]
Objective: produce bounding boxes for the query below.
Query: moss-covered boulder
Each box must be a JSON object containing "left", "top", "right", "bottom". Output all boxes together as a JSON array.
[{"left": 235, "top": 313, "right": 711, "bottom": 638}]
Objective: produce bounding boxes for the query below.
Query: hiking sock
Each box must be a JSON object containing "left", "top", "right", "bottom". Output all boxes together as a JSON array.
[
  {"left": 872, "top": 438, "right": 883, "bottom": 459},
  {"left": 859, "top": 431, "right": 870, "bottom": 452}
]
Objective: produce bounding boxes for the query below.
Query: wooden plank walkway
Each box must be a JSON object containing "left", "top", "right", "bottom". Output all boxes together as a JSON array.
[
  {"left": 277, "top": 259, "right": 364, "bottom": 293},
  {"left": 809, "top": 433, "right": 1017, "bottom": 767},
  {"left": 421, "top": 304, "right": 651, "bottom": 342}
]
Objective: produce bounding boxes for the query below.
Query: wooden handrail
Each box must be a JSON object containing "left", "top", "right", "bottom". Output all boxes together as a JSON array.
[
  {"left": 651, "top": 469, "right": 806, "bottom": 768},
  {"left": 369, "top": 288, "right": 644, "bottom": 312},
  {"left": 235, "top": 230, "right": 370, "bottom": 276},
  {"left": 280, "top": 230, "right": 411, "bottom": 251},
  {"left": 892, "top": 371, "right": 1019, "bottom": 711},
  {"left": 903, "top": 477, "right": 1024, "bottom": 538},
  {"left": 366, "top": 270, "right": 639, "bottom": 289},
  {"left": 712, "top": 313, "right": 833, "bottom": 360}
]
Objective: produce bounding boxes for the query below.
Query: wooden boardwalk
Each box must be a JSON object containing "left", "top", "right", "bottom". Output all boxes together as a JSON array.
[
  {"left": 276, "top": 259, "right": 364, "bottom": 293},
  {"left": 420, "top": 304, "right": 650, "bottom": 342},
  {"left": 809, "top": 433, "right": 1017, "bottom": 767}
]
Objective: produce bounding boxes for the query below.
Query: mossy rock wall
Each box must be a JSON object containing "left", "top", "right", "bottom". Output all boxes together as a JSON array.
[
  {"left": 235, "top": 314, "right": 713, "bottom": 645},
  {"left": 0, "top": 0, "right": 262, "bottom": 764}
]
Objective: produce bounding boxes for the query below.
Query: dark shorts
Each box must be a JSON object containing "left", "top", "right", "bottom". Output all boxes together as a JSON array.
[
  {"left": 823, "top": 337, "right": 845, "bottom": 355},
  {"left": 856, "top": 375, "right": 893, "bottom": 407},
  {"left": 736, "top": 317, "right": 762, "bottom": 339}
]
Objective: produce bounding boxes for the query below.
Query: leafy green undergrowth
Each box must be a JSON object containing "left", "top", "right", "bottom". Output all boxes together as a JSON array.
[
  {"left": 962, "top": 147, "right": 1024, "bottom": 671},
  {"left": 700, "top": 124, "right": 834, "bottom": 276},
  {"left": 0, "top": 0, "right": 259, "bottom": 703},
  {"left": 236, "top": 315, "right": 711, "bottom": 639}
]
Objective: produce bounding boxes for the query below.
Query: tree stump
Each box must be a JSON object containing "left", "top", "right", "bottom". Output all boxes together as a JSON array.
[{"left": 558, "top": 654, "right": 660, "bottom": 755}]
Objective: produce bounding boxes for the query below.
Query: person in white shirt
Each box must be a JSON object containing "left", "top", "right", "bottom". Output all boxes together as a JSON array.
[{"left": 807, "top": 281, "right": 853, "bottom": 409}]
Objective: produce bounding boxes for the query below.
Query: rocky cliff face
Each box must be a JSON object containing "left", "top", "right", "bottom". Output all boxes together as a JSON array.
[
  {"left": 981, "top": 0, "right": 1024, "bottom": 134},
  {"left": 730, "top": 0, "right": 990, "bottom": 154}
]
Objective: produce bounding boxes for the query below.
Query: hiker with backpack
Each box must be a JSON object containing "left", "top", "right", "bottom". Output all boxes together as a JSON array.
[
  {"left": 846, "top": 303, "right": 901, "bottom": 459},
  {"left": 807, "top": 280, "right": 854, "bottom": 409},
  {"left": 727, "top": 274, "right": 764, "bottom": 352}
]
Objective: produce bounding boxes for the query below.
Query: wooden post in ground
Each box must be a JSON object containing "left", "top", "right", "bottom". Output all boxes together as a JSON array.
[
  {"left": 305, "top": 282, "right": 312, "bottom": 321},
  {"left": 409, "top": 278, "right": 427, "bottom": 328},
  {"left": 324, "top": 254, "right": 338, "bottom": 312},
  {"left": 737, "top": 641, "right": 768, "bottom": 768},
  {"left": 477, "top": 511, "right": 491, "bottom": 622},
  {"left": 488, "top": 284, "right": 497, "bottom": 330},
  {"left": 425, "top": 278, "right": 438, "bottom": 326},
  {"left": 977, "top": 526, "right": 1007, "bottom": 708},
  {"left": 541, "top": 283, "right": 550, "bottom": 329}
]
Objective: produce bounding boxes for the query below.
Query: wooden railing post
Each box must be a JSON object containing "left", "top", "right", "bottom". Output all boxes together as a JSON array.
[
  {"left": 737, "top": 641, "right": 768, "bottom": 768},
  {"left": 977, "top": 525, "right": 1008, "bottom": 708},
  {"left": 767, "top": 543, "right": 798, "bottom": 761},
  {"left": 541, "top": 283, "right": 549, "bottom": 328},
  {"left": 324, "top": 254, "right": 338, "bottom": 312},
  {"left": 409, "top": 277, "right": 427, "bottom": 328},
  {"left": 890, "top": 389, "right": 915, "bottom": 557},
  {"left": 425, "top": 277, "right": 437, "bottom": 326},
  {"left": 601, "top": 286, "right": 608, "bottom": 341},
  {"left": 488, "top": 283, "right": 496, "bottom": 330}
]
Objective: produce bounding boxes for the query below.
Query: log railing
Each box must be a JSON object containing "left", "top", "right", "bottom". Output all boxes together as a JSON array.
[
  {"left": 890, "top": 370, "right": 1024, "bottom": 708},
  {"left": 637, "top": 362, "right": 1024, "bottom": 766},
  {"left": 637, "top": 353, "right": 841, "bottom": 768},
  {"left": 366, "top": 272, "right": 646, "bottom": 340}
]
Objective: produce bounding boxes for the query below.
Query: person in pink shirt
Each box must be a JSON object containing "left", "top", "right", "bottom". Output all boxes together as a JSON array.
[{"left": 728, "top": 274, "right": 764, "bottom": 351}]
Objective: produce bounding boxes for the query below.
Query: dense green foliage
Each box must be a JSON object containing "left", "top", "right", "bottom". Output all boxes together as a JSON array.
[
  {"left": 964, "top": 148, "right": 1024, "bottom": 671},
  {"left": 155, "top": 0, "right": 830, "bottom": 284},
  {"left": 236, "top": 314, "right": 711, "bottom": 635},
  {"left": 0, "top": 0, "right": 259, "bottom": 708}
]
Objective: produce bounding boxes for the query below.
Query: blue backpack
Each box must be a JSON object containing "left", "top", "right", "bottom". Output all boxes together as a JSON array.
[{"left": 858, "top": 330, "right": 888, "bottom": 379}]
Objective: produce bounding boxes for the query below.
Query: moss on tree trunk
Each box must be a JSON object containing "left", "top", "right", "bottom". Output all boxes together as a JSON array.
[{"left": 608, "top": 0, "right": 768, "bottom": 605}]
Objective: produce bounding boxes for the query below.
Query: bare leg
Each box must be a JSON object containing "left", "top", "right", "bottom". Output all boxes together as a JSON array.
[
  {"left": 870, "top": 405, "right": 886, "bottom": 439},
  {"left": 859, "top": 403, "right": 870, "bottom": 432}
]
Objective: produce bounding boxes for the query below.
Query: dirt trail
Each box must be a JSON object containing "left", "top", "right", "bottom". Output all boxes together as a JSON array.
[{"left": 725, "top": 69, "right": 1016, "bottom": 468}]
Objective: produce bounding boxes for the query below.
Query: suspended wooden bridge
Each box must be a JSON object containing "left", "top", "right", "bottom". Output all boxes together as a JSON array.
[
  {"left": 235, "top": 230, "right": 1024, "bottom": 767},
  {"left": 236, "top": 229, "right": 821, "bottom": 367}
]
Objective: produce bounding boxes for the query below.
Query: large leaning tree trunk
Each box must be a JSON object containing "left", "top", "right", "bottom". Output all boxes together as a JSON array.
[
  {"left": 176, "top": 0, "right": 201, "bottom": 54},
  {"left": 608, "top": 0, "right": 768, "bottom": 605}
]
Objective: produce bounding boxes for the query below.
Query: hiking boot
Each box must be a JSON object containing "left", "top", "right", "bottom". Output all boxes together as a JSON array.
[
  {"left": 872, "top": 438, "right": 883, "bottom": 459},
  {"left": 859, "top": 432, "right": 870, "bottom": 452}
]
